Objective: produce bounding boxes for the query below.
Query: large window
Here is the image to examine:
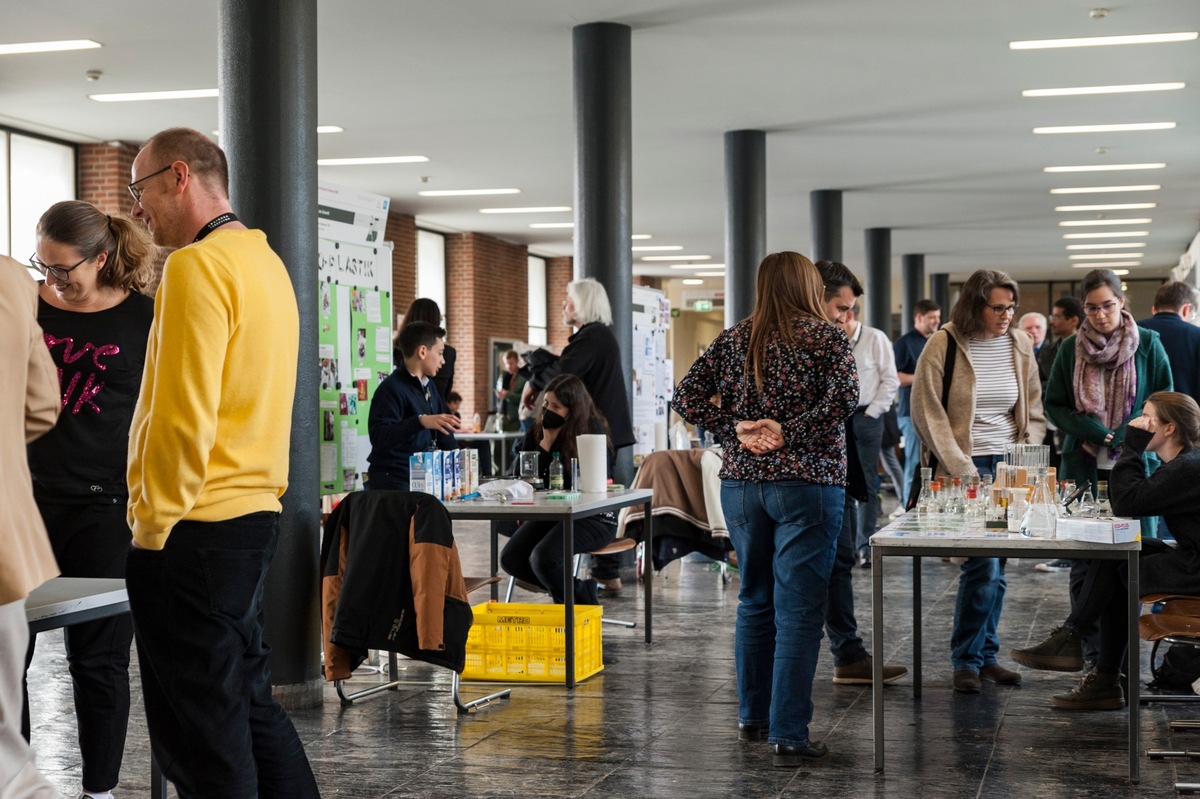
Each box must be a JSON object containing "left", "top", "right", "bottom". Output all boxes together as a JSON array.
[
  {"left": 416, "top": 229, "right": 446, "bottom": 316},
  {"left": 2, "top": 130, "right": 77, "bottom": 275},
  {"left": 527, "top": 255, "right": 547, "bottom": 345}
]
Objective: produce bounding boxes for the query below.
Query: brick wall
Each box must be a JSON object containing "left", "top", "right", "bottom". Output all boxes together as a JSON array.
[
  {"left": 446, "top": 233, "right": 531, "bottom": 419},
  {"left": 386, "top": 211, "right": 417, "bottom": 326},
  {"left": 546, "top": 256, "right": 573, "bottom": 353}
]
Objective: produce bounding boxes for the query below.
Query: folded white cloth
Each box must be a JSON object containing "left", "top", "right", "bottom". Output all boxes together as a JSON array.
[{"left": 478, "top": 479, "right": 534, "bottom": 501}]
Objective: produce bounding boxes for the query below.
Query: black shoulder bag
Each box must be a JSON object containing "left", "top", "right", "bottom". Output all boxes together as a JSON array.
[{"left": 905, "top": 332, "right": 957, "bottom": 510}]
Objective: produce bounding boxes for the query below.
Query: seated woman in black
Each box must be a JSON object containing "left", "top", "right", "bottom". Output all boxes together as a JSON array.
[
  {"left": 1012, "top": 391, "right": 1200, "bottom": 710},
  {"left": 499, "top": 374, "right": 615, "bottom": 605}
]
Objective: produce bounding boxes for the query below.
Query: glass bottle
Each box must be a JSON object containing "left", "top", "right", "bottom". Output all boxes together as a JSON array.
[
  {"left": 944, "top": 476, "right": 965, "bottom": 515},
  {"left": 929, "top": 481, "right": 943, "bottom": 515},
  {"left": 1021, "top": 466, "right": 1058, "bottom": 538},
  {"left": 914, "top": 467, "right": 933, "bottom": 516},
  {"left": 549, "top": 452, "right": 564, "bottom": 490},
  {"left": 1078, "top": 484, "right": 1096, "bottom": 517},
  {"left": 1094, "top": 480, "right": 1112, "bottom": 516},
  {"left": 1007, "top": 488, "right": 1028, "bottom": 533}
]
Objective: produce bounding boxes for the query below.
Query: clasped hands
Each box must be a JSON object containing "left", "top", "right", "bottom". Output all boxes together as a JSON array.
[
  {"left": 1081, "top": 429, "right": 1116, "bottom": 458},
  {"left": 736, "top": 419, "right": 783, "bottom": 454}
]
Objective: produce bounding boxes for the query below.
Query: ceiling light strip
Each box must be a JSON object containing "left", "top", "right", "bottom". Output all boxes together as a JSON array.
[
  {"left": 1071, "top": 262, "right": 1142, "bottom": 268},
  {"left": 480, "top": 206, "right": 570, "bottom": 214},
  {"left": 1055, "top": 203, "right": 1156, "bottom": 212},
  {"left": 1062, "top": 231, "right": 1149, "bottom": 239},
  {"left": 418, "top": 189, "right": 520, "bottom": 196},
  {"left": 1010, "top": 32, "right": 1198, "bottom": 50},
  {"left": 0, "top": 39, "right": 102, "bottom": 55},
  {"left": 1024, "top": 82, "right": 1185, "bottom": 97},
  {"left": 1034, "top": 122, "right": 1176, "bottom": 134},
  {"left": 1069, "top": 253, "right": 1145, "bottom": 260},
  {"left": 1050, "top": 185, "right": 1160, "bottom": 195},
  {"left": 1044, "top": 163, "right": 1165, "bottom": 173},
  {"left": 318, "top": 155, "right": 429, "bottom": 165},
  {"left": 1065, "top": 243, "right": 1146, "bottom": 250},
  {"left": 1059, "top": 218, "right": 1153, "bottom": 227},
  {"left": 89, "top": 88, "right": 218, "bottom": 102}
]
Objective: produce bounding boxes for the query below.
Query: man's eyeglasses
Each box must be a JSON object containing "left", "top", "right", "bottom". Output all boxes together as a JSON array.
[
  {"left": 127, "top": 164, "right": 173, "bottom": 203},
  {"left": 986, "top": 304, "right": 1018, "bottom": 316},
  {"left": 29, "top": 253, "right": 89, "bottom": 282},
  {"left": 1083, "top": 301, "right": 1120, "bottom": 317}
]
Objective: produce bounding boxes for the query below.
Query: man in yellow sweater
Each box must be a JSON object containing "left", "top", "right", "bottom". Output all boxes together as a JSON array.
[{"left": 124, "top": 128, "right": 318, "bottom": 798}]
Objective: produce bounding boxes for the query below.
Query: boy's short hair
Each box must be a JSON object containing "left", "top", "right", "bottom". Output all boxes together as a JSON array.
[{"left": 398, "top": 321, "right": 444, "bottom": 358}]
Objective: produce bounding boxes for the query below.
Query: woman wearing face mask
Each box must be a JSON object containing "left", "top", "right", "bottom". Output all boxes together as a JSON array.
[{"left": 499, "top": 373, "right": 614, "bottom": 605}]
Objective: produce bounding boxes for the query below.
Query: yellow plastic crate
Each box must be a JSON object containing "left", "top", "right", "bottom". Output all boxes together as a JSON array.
[{"left": 462, "top": 602, "right": 603, "bottom": 683}]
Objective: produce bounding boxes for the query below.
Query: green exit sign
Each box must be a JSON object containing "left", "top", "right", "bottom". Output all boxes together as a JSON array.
[{"left": 693, "top": 300, "right": 713, "bottom": 312}]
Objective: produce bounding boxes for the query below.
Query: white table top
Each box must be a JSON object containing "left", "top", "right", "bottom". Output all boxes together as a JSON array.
[
  {"left": 871, "top": 512, "right": 1140, "bottom": 552},
  {"left": 26, "top": 577, "right": 128, "bottom": 629},
  {"left": 454, "top": 431, "right": 525, "bottom": 441},
  {"left": 445, "top": 487, "right": 653, "bottom": 519}
]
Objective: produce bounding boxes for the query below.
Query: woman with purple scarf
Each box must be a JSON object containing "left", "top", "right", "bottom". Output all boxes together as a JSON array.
[{"left": 1020, "top": 268, "right": 1171, "bottom": 709}]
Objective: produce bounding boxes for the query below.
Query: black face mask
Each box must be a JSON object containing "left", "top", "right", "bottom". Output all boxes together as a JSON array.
[{"left": 542, "top": 409, "right": 567, "bottom": 429}]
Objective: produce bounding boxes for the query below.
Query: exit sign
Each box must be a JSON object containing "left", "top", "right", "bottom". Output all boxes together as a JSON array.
[{"left": 693, "top": 300, "right": 713, "bottom": 312}]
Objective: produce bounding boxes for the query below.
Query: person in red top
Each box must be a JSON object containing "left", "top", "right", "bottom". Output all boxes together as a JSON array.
[{"left": 673, "top": 251, "right": 858, "bottom": 767}]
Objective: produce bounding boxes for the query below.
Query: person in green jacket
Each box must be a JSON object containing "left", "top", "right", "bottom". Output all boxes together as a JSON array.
[{"left": 1039, "top": 268, "right": 1173, "bottom": 676}]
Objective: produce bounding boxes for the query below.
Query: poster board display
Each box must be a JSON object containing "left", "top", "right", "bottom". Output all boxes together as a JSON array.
[
  {"left": 318, "top": 182, "right": 393, "bottom": 495},
  {"left": 631, "top": 285, "right": 671, "bottom": 465}
]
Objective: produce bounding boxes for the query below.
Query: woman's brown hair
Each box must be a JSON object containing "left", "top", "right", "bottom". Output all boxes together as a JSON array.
[
  {"left": 745, "top": 251, "right": 828, "bottom": 393},
  {"left": 950, "top": 269, "right": 1020, "bottom": 337},
  {"left": 531, "top": 373, "right": 612, "bottom": 465},
  {"left": 36, "top": 200, "right": 156, "bottom": 294},
  {"left": 1146, "top": 391, "right": 1200, "bottom": 449}
]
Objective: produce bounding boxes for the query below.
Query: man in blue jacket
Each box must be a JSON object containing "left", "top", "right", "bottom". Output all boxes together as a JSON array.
[{"left": 1140, "top": 281, "right": 1200, "bottom": 406}]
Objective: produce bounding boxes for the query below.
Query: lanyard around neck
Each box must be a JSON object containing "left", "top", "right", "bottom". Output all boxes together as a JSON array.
[{"left": 194, "top": 213, "right": 238, "bottom": 243}]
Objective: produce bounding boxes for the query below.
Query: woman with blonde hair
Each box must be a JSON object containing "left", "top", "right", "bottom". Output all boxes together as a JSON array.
[
  {"left": 23, "top": 200, "right": 156, "bottom": 799},
  {"left": 1013, "top": 392, "right": 1200, "bottom": 710},
  {"left": 673, "top": 251, "right": 858, "bottom": 766}
]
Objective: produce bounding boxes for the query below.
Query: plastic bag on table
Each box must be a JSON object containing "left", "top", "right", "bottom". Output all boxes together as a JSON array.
[{"left": 477, "top": 479, "right": 534, "bottom": 502}]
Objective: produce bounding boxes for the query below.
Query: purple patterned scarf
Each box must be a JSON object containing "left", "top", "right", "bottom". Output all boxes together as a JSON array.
[{"left": 1073, "top": 309, "right": 1139, "bottom": 433}]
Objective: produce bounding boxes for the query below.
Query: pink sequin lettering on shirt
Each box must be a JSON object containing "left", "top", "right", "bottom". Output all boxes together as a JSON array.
[{"left": 44, "top": 335, "right": 121, "bottom": 415}]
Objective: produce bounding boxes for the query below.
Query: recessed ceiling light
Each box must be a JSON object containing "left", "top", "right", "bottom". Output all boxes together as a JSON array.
[
  {"left": 642, "top": 255, "right": 712, "bottom": 262},
  {"left": 1072, "top": 261, "right": 1142, "bottom": 268},
  {"left": 695, "top": 271, "right": 725, "bottom": 277},
  {"left": 1069, "top": 253, "right": 1144, "bottom": 260},
  {"left": 631, "top": 245, "right": 684, "bottom": 252},
  {"left": 1024, "top": 83, "right": 1186, "bottom": 97},
  {"left": 1066, "top": 243, "right": 1146, "bottom": 250},
  {"left": 479, "top": 206, "right": 570, "bottom": 214},
  {"left": 670, "top": 263, "right": 724, "bottom": 270},
  {"left": 1050, "top": 185, "right": 1160, "bottom": 194},
  {"left": 315, "top": 125, "right": 345, "bottom": 134},
  {"left": 631, "top": 234, "right": 653, "bottom": 240},
  {"left": 1044, "top": 163, "right": 1166, "bottom": 173},
  {"left": 1060, "top": 218, "right": 1153, "bottom": 227},
  {"left": 89, "top": 88, "right": 218, "bottom": 102},
  {"left": 318, "top": 155, "right": 429, "bottom": 165},
  {"left": 1010, "top": 32, "right": 1198, "bottom": 50},
  {"left": 1055, "top": 203, "right": 1157, "bottom": 212},
  {"left": 418, "top": 188, "right": 520, "bottom": 196},
  {"left": 682, "top": 279, "right": 705, "bottom": 286},
  {"left": 1111, "top": 270, "right": 1131, "bottom": 276},
  {"left": 1034, "top": 122, "right": 1176, "bottom": 134},
  {"left": 0, "top": 39, "right": 102, "bottom": 55},
  {"left": 529, "top": 222, "right": 574, "bottom": 229},
  {"left": 1063, "top": 231, "right": 1149, "bottom": 239}
]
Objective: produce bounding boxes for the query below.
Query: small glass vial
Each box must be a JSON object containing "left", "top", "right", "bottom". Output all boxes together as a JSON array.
[{"left": 1094, "top": 480, "right": 1112, "bottom": 516}]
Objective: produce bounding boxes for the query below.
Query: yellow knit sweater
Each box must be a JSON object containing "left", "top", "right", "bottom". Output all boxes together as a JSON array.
[{"left": 127, "top": 229, "right": 299, "bottom": 549}]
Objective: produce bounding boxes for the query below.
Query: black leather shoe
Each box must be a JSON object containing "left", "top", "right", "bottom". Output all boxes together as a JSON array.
[
  {"left": 737, "top": 723, "right": 767, "bottom": 741},
  {"left": 772, "top": 741, "right": 828, "bottom": 766}
]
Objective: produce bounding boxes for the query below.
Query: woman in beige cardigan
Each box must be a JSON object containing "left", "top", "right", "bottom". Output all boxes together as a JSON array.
[
  {"left": 911, "top": 269, "right": 1046, "bottom": 695},
  {"left": 0, "top": 254, "right": 60, "bottom": 799}
]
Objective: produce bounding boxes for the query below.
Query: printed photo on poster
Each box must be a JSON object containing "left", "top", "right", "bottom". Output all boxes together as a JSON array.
[
  {"left": 356, "top": 328, "right": 367, "bottom": 360},
  {"left": 356, "top": 379, "right": 369, "bottom": 401},
  {"left": 339, "top": 393, "right": 349, "bottom": 415},
  {"left": 322, "top": 410, "right": 335, "bottom": 441}
]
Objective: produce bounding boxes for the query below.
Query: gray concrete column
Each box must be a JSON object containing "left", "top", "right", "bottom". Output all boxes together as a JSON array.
[
  {"left": 724, "top": 130, "right": 765, "bottom": 326},
  {"left": 864, "top": 228, "right": 892, "bottom": 332},
  {"left": 810, "top": 189, "right": 842, "bottom": 264},
  {"left": 573, "top": 21, "right": 633, "bottom": 483},
  {"left": 901, "top": 253, "right": 925, "bottom": 334},
  {"left": 219, "top": 0, "right": 321, "bottom": 708},
  {"left": 930, "top": 273, "right": 951, "bottom": 314}
]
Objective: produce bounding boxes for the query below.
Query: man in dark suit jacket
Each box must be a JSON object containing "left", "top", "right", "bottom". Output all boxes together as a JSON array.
[{"left": 1140, "top": 281, "right": 1200, "bottom": 405}]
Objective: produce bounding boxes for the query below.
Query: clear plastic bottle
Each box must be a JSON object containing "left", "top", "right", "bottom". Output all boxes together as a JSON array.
[
  {"left": 1007, "top": 488, "right": 1028, "bottom": 533},
  {"left": 944, "top": 476, "right": 966, "bottom": 516},
  {"left": 1094, "top": 480, "right": 1112, "bottom": 516},
  {"left": 549, "top": 452, "right": 564, "bottom": 490}
]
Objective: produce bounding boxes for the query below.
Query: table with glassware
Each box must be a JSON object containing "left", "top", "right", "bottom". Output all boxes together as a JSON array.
[
  {"left": 869, "top": 510, "right": 1142, "bottom": 781},
  {"left": 453, "top": 431, "right": 525, "bottom": 476}
]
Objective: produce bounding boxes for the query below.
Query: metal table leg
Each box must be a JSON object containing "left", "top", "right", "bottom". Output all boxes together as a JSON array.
[
  {"left": 873, "top": 544, "right": 885, "bottom": 772},
  {"left": 564, "top": 515, "right": 575, "bottom": 690}
]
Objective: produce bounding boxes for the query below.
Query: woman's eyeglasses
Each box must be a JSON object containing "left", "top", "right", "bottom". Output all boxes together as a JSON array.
[
  {"left": 986, "top": 304, "right": 1018, "bottom": 316},
  {"left": 29, "top": 253, "right": 89, "bottom": 282},
  {"left": 1083, "top": 301, "right": 1120, "bottom": 317}
]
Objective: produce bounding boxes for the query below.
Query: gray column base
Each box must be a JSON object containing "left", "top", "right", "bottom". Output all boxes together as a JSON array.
[{"left": 272, "top": 678, "right": 324, "bottom": 710}]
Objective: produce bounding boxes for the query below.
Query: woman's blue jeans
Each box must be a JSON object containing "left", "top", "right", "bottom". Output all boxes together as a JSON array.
[
  {"left": 951, "top": 454, "right": 1007, "bottom": 673},
  {"left": 721, "top": 480, "right": 843, "bottom": 747}
]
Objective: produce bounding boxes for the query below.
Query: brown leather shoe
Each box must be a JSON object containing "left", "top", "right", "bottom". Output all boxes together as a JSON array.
[
  {"left": 832, "top": 656, "right": 908, "bottom": 685},
  {"left": 953, "top": 669, "right": 981, "bottom": 694},
  {"left": 980, "top": 663, "right": 1022, "bottom": 685}
]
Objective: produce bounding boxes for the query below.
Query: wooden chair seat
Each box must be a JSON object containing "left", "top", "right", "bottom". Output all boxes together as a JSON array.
[
  {"left": 1141, "top": 613, "right": 1200, "bottom": 642},
  {"left": 589, "top": 537, "right": 637, "bottom": 557}
]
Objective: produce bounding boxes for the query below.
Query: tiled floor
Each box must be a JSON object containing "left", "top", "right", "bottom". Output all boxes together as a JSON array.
[{"left": 24, "top": 503, "right": 1197, "bottom": 798}]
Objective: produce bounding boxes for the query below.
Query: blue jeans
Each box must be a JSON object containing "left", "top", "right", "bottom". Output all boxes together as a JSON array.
[
  {"left": 126, "top": 513, "right": 319, "bottom": 799},
  {"left": 852, "top": 412, "right": 884, "bottom": 553},
  {"left": 722, "top": 480, "right": 843, "bottom": 747},
  {"left": 898, "top": 415, "right": 921, "bottom": 507},
  {"left": 826, "top": 495, "right": 867, "bottom": 666},
  {"left": 951, "top": 454, "right": 1007, "bottom": 672}
]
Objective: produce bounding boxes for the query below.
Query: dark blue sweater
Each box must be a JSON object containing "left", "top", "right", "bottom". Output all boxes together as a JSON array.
[
  {"left": 1139, "top": 312, "right": 1200, "bottom": 406},
  {"left": 367, "top": 369, "right": 458, "bottom": 480}
]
